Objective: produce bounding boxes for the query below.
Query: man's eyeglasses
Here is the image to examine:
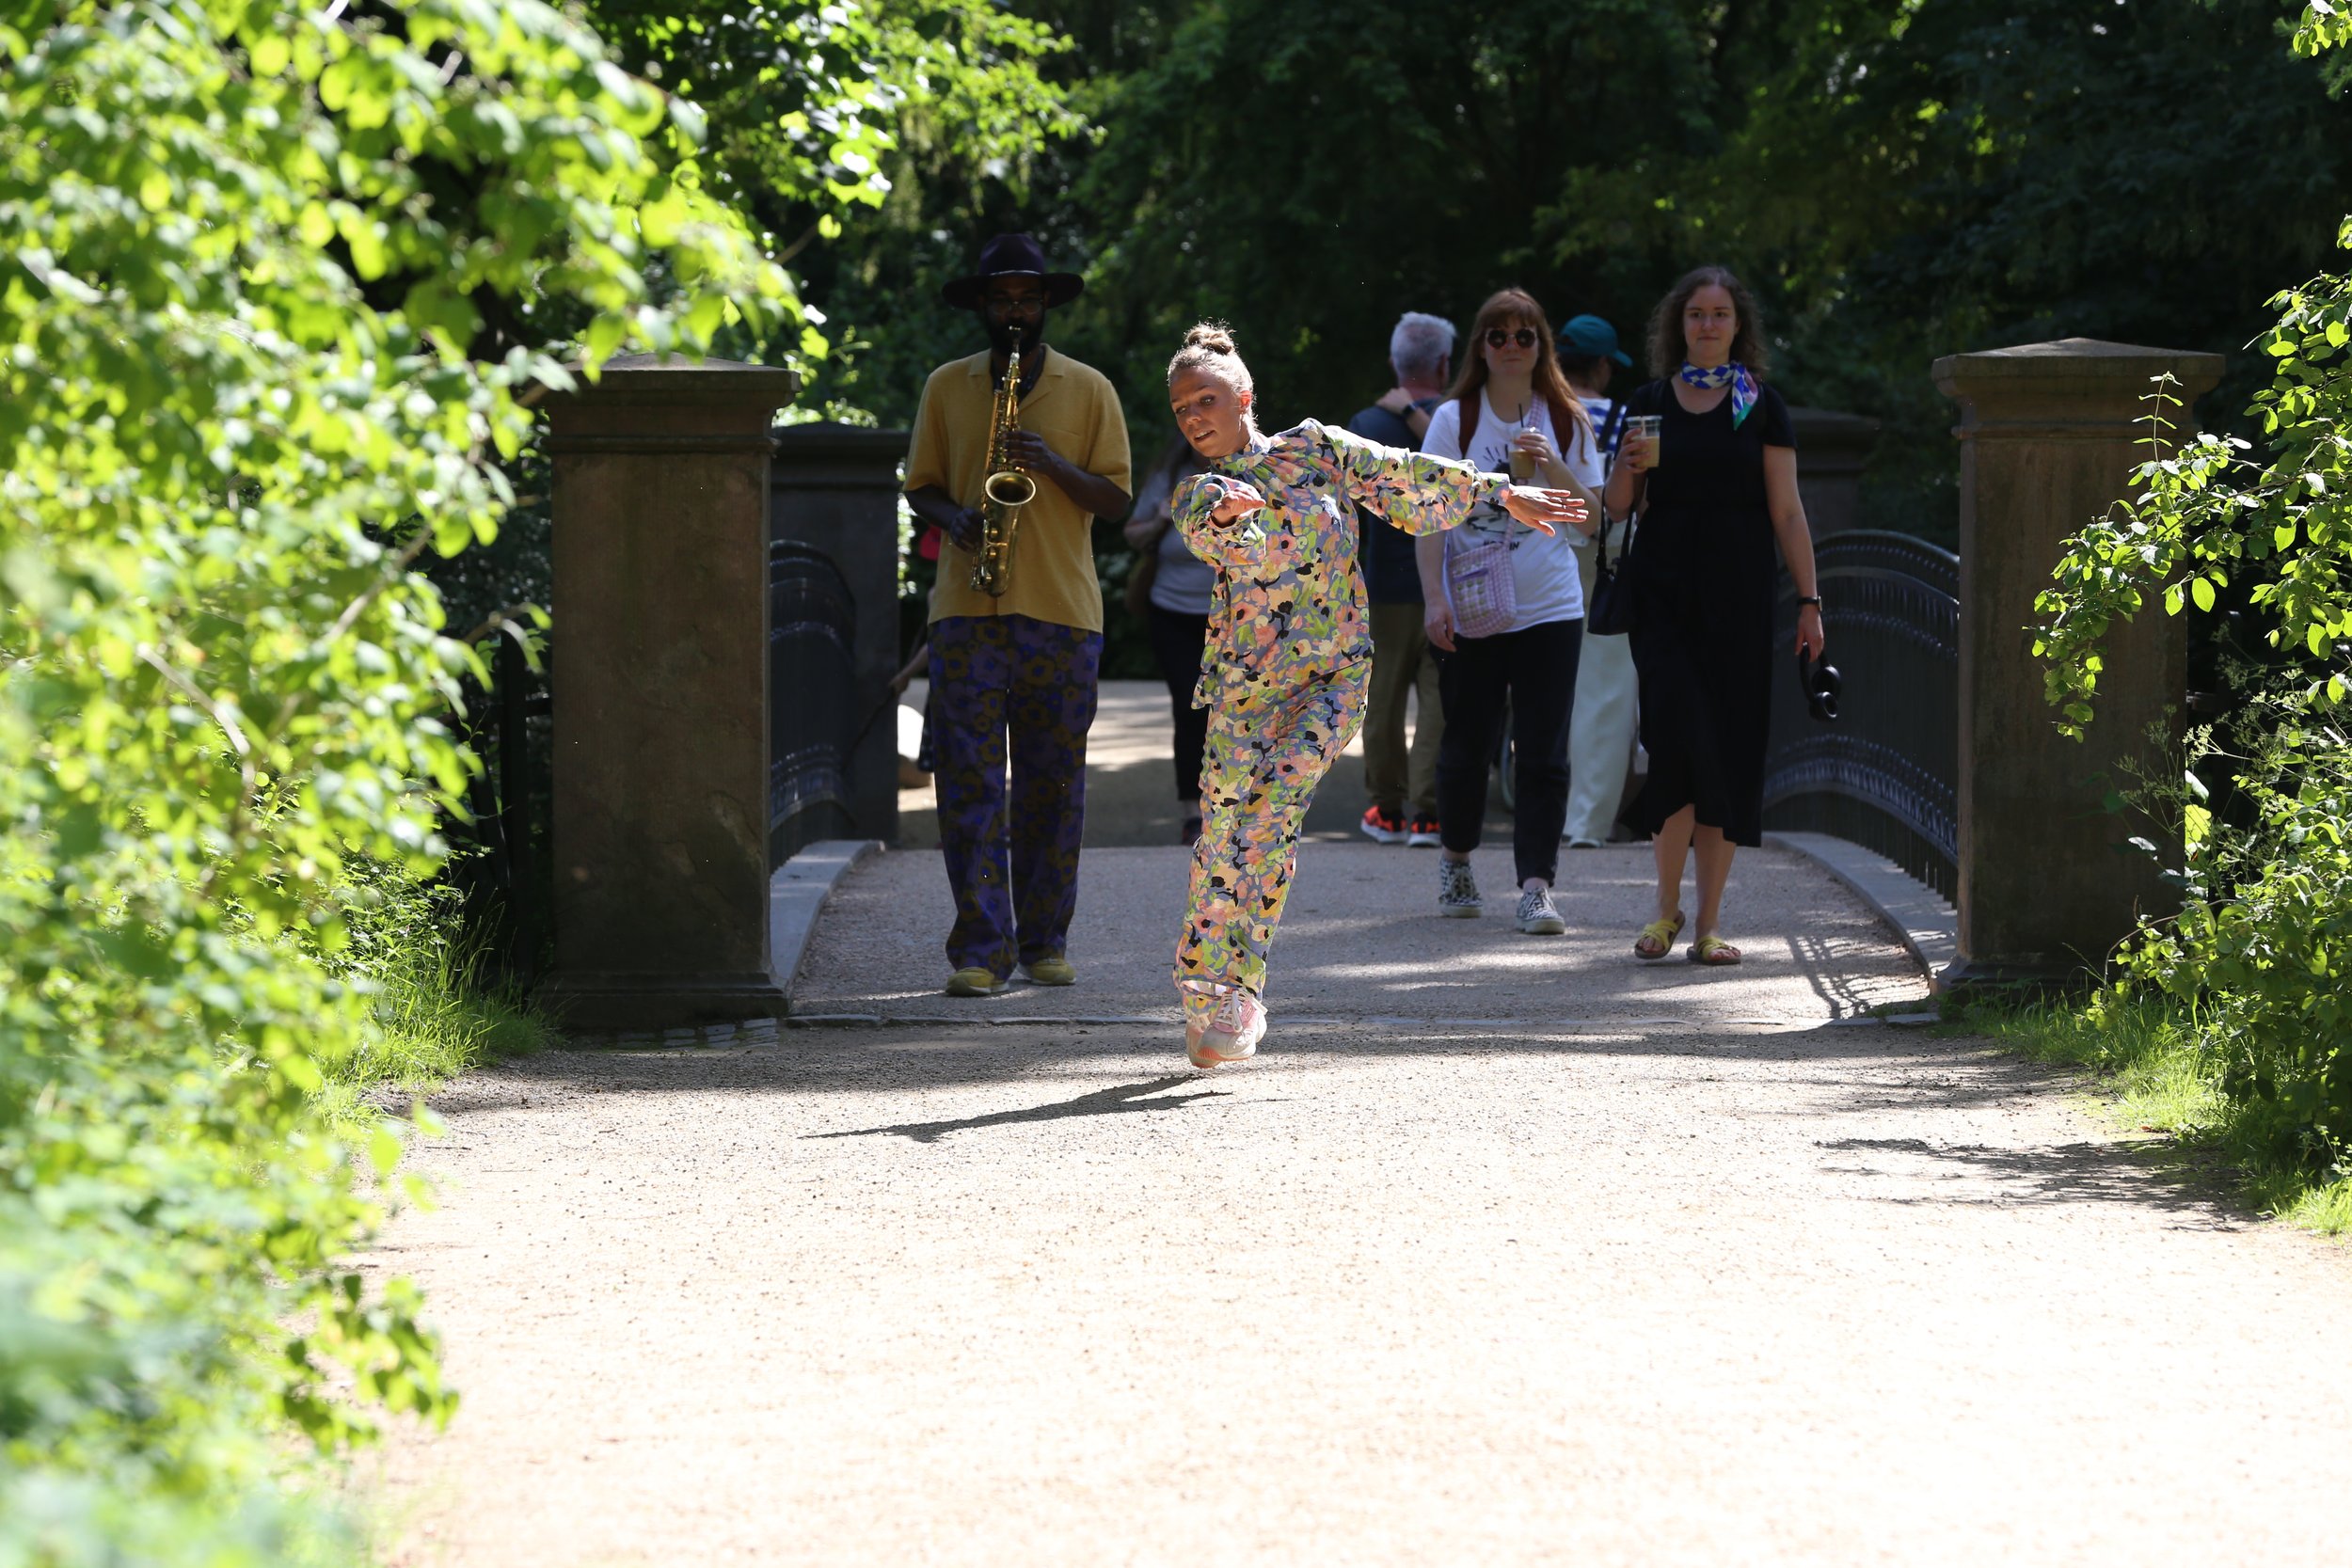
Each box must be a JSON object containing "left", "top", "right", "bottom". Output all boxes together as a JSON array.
[
  {"left": 985, "top": 293, "right": 1048, "bottom": 317},
  {"left": 1484, "top": 327, "right": 1539, "bottom": 350}
]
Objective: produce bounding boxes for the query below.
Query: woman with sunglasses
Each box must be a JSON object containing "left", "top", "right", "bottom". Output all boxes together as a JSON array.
[
  {"left": 1605, "top": 266, "right": 1824, "bottom": 967},
  {"left": 1415, "top": 289, "right": 1606, "bottom": 935},
  {"left": 1165, "top": 322, "right": 1587, "bottom": 1068}
]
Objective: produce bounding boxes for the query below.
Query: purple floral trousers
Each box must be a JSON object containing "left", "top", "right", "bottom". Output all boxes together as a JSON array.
[{"left": 929, "top": 614, "right": 1102, "bottom": 978}]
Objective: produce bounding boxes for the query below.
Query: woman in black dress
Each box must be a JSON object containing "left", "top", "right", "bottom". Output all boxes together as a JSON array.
[{"left": 1604, "top": 267, "right": 1824, "bottom": 965}]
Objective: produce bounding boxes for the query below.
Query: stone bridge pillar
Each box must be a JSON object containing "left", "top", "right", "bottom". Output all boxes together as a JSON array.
[
  {"left": 537, "top": 355, "right": 801, "bottom": 1028},
  {"left": 1932, "top": 339, "right": 2222, "bottom": 987},
  {"left": 1788, "top": 405, "right": 1880, "bottom": 537},
  {"left": 770, "top": 422, "right": 910, "bottom": 855}
]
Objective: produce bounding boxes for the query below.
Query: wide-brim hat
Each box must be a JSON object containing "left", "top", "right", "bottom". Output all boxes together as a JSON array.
[
  {"left": 1557, "top": 312, "right": 1633, "bottom": 368},
  {"left": 942, "top": 232, "right": 1085, "bottom": 310}
]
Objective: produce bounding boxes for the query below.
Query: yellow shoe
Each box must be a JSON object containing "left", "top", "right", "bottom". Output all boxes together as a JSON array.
[
  {"left": 945, "top": 967, "right": 1007, "bottom": 997},
  {"left": 1634, "top": 911, "right": 1685, "bottom": 960},
  {"left": 1021, "top": 957, "right": 1076, "bottom": 987}
]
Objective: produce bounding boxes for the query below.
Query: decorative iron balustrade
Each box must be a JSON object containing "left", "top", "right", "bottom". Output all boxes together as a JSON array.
[
  {"left": 1764, "top": 530, "right": 1959, "bottom": 897},
  {"left": 770, "top": 539, "right": 858, "bottom": 866}
]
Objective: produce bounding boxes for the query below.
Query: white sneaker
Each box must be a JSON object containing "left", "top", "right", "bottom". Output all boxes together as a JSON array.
[
  {"left": 1187, "top": 987, "right": 1265, "bottom": 1069},
  {"left": 1516, "top": 886, "right": 1566, "bottom": 935},
  {"left": 1438, "top": 858, "right": 1482, "bottom": 917}
]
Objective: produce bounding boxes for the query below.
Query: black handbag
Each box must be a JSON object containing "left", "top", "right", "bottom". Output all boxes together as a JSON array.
[{"left": 1586, "top": 513, "right": 1635, "bottom": 637}]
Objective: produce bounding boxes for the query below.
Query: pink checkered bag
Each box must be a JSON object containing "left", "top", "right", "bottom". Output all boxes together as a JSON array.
[{"left": 1442, "top": 530, "right": 1517, "bottom": 640}]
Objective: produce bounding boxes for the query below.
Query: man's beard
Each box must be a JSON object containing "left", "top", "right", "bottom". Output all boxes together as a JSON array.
[{"left": 987, "top": 309, "right": 1048, "bottom": 357}]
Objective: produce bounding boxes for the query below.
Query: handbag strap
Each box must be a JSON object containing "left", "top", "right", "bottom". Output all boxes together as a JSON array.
[{"left": 1597, "top": 398, "right": 1631, "bottom": 463}]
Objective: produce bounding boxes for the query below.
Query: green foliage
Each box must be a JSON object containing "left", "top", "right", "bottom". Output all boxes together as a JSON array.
[
  {"left": 827, "top": 0, "right": 2350, "bottom": 546},
  {"left": 2026, "top": 0, "right": 2352, "bottom": 1184},
  {"left": 1959, "top": 989, "right": 2351, "bottom": 1234},
  {"left": 309, "top": 860, "right": 557, "bottom": 1139},
  {"left": 2093, "top": 720, "right": 2352, "bottom": 1172},
  {"left": 589, "top": 0, "right": 1085, "bottom": 388},
  {"left": 0, "top": 1, "right": 787, "bottom": 1560}
]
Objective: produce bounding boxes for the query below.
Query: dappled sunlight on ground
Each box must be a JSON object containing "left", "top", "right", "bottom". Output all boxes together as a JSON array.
[{"left": 796, "top": 836, "right": 1928, "bottom": 1026}]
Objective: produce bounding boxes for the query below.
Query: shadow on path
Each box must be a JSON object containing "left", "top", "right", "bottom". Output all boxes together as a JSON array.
[
  {"left": 805, "top": 1072, "right": 1233, "bottom": 1144},
  {"left": 1816, "top": 1132, "right": 2243, "bottom": 1224}
]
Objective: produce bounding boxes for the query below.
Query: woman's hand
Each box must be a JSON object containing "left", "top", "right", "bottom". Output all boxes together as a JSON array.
[
  {"left": 1617, "top": 429, "right": 1657, "bottom": 473},
  {"left": 1205, "top": 476, "right": 1265, "bottom": 525},
  {"left": 1796, "top": 603, "right": 1826, "bottom": 660},
  {"left": 1498, "top": 485, "right": 1586, "bottom": 537},
  {"left": 1512, "top": 426, "right": 1562, "bottom": 481},
  {"left": 1423, "top": 598, "right": 1456, "bottom": 654}
]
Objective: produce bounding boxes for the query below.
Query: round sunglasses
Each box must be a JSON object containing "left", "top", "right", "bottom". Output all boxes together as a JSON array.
[{"left": 1483, "top": 326, "right": 1539, "bottom": 350}]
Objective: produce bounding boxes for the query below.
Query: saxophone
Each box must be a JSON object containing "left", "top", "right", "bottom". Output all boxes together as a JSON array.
[{"left": 969, "top": 335, "right": 1037, "bottom": 598}]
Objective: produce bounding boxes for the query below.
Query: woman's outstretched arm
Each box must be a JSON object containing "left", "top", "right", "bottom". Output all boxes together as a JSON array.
[{"left": 1324, "top": 421, "right": 1499, "bottom": 537}]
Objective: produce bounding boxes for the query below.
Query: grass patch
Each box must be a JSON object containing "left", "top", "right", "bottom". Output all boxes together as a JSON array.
[
  {"left": 1952, "top": 990, "right": 2352, "bottom": 1237},
  {"left": 314, "top": 872, "right": 559, "bottom": 1135}
]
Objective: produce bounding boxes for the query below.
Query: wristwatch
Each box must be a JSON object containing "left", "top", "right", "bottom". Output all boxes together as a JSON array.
[{"left": 1797, "top": 594, "right": 1823, "bottom": 608}]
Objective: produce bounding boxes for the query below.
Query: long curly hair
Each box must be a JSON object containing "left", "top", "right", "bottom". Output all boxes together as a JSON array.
[{"left": 1645, "top": 266, "right": 1770, "bottom": 379}]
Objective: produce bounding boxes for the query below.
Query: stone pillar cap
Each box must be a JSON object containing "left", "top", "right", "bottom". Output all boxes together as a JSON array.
[
  {"left": 771, "top": 420, "right": 914, "bottom": 457},
  {"left": 1934, "top": 337, "right": 2222, "bottom": 401},
  {"left": 532, "top": 353, "right": 803, "bottom": 409},
  {"left": 1788, "top": 405, "right": 1882, "bottom": 441}
]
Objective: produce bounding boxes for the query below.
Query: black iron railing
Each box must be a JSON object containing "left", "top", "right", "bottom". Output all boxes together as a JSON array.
[
  {"left": 1764, "top": 530, "right": 1959, "bottom": 898},
  {"left": 769, "top": 538, "right": 858, "bottom": 866},
  {"left": 451, "top": 632, "right": 550, "bottom": 979}
]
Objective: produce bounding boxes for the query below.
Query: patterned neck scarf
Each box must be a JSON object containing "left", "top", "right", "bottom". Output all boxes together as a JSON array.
[{"left": 1677, "top": 361, "right": 1756, "bottom": 429}]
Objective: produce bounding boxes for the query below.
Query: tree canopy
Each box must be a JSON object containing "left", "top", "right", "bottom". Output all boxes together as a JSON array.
[{"left": 800, "top": 0, "right": 2352, "bottom": 543}]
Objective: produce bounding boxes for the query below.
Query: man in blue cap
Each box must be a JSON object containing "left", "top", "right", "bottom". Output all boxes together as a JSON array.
[{"left": 1554, "top": 313, "right": 1641, "bottom": 848}]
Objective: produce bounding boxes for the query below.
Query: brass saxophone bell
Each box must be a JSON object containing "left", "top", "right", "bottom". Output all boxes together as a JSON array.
[{"left": 983, "top": 468, "right": 1038, "bottom": 509}]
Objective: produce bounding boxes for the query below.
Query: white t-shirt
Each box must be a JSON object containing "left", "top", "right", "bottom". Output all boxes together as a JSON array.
[{"left": 1420, "top": 390, "right": 1590, "bottom": 630}]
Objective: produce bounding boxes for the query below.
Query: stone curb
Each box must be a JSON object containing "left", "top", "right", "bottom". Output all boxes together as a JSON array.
[
  {"left": 770, "top": 839, "right": 883, "bottom": 998},
  {"left": 1764, "top": 832, "right": 1958, "bottom": 983}
]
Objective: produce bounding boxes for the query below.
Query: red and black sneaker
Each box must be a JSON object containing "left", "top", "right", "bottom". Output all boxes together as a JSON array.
[
  {"left": 1406, "top": 814, "right": 1443, "bottom": 847},
  {"left": 1359, "top": 804, "right": 1407, "bottom": 844}
]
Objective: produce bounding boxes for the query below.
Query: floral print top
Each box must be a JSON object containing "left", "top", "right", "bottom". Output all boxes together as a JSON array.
[{"left": 1172, "top": 419, "right": 1504, "bottom": 705}]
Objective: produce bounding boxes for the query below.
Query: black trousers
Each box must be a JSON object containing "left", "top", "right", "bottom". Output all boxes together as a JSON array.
[
  {"left": 1146, "top": 604, "right": 1212, "bottom": 805},
  {"left": 1434, "top": 617, "right": 1584, "bottom": 886}
]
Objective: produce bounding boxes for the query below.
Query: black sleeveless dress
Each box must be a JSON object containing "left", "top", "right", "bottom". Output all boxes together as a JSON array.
[{"left": 1618, "top": 378, "right": 1796, "bottom": 847}]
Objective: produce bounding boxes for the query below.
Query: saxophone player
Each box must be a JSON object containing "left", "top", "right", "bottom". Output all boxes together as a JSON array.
[{"left": 903, "top": 233, "right": 1134, "bottom": 998}]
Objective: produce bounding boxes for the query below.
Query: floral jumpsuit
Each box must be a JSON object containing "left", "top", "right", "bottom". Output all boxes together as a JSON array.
[{"left": 1170, "top": 420, "right": 1505, "bottom": 1000}]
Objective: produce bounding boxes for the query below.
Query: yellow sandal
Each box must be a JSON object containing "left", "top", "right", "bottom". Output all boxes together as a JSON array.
[
  {"left": 1688, "top": 934, "right": 1743, "bottom": 966},
  {"left": 1634, "top": 911, "right": 1685, "bottom": 959}
]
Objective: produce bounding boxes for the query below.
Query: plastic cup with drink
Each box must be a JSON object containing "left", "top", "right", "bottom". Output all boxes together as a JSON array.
[
  {"left": 1625, "top": 414, "right": 1663, "bottom": 470},
  {"left": 1508, "top": 404, "right": 1540, "bottom": 483}
]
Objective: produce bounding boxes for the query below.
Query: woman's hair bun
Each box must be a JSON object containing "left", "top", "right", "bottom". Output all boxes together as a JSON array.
[
  {"left": 1182, "top": 322, "right": 1237, "bottom": 356},
  {"left": 1167, "top": 318, "right": 1253, "bottom": 401}
]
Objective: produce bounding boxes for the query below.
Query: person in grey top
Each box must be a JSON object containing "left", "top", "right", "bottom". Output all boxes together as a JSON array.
[
  {"left": 1345, "top": 310, "right": 1455, "bottom": 847},
  {"left": 1124, "top": 434, "right": 1216, "bottom": 842}
]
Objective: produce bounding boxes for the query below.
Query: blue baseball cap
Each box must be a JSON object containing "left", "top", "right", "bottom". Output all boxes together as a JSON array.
[{"left": 1556, "top": 313, "right": 1632, "bottom": 367}]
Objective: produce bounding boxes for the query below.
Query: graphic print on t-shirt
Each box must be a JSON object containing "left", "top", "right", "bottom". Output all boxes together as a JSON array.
[{"left": 1420, "top": 391, "right": 1588, "bottom": 630}]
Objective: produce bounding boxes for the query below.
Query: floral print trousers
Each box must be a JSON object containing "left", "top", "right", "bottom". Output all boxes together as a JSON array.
[
  {"left": 929, "top": 613, "right": 1102, "bottom": 979},
  {"left": 1174, "top": 661, "right": 1371, "bottom": 999}
]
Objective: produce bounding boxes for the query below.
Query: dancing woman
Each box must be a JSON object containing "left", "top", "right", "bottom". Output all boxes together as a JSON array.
[{"left": 1164, "top": 324, "right": 1587, "bottom": 1069}]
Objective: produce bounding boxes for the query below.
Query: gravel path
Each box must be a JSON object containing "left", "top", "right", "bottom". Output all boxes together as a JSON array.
[{"left": 364, "top": 843, "right": 2352, "bottom": 1565}]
